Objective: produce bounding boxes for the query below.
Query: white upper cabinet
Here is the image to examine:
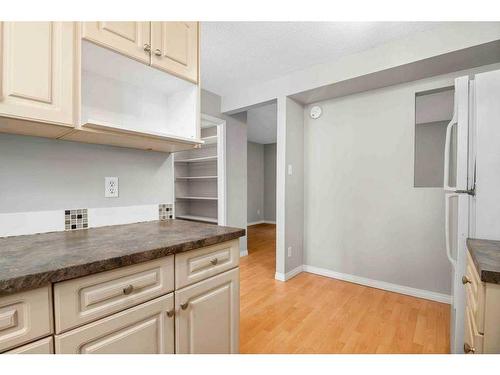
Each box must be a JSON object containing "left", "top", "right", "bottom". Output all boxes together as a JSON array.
[
  {"left": 0, "top": 22, "right": 76, "bottom": 133},
  {"left": 82, "top": 22, "right": 151, "bottom": 64},
  {"left": 151, "top": 22, "right": 199, "bottom": 83}
]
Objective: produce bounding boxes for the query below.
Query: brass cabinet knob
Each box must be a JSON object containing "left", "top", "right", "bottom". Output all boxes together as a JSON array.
[
  {"left": 462, "top": 276, "right": 471, "bottom": 285},
  {"left": 123, "top": 284, "right": 134, "bottom": 295},
  {"left": 166, "top": 310, "right": 174, "bottom": 318},
  {"left": 154, "top": 48, "right": 162, "bottom": 56},
  {"left": 180, "top": 302, "right": 189, "bottom": 310},
  {"left": 210, "top": 258, "right": 218, "bottom": 265},
  {"left": 464, "top": 343, "right": 476, "bottom": 354},
  {"left": 143, "top": 43, "right": 151, "bottom": 53}
]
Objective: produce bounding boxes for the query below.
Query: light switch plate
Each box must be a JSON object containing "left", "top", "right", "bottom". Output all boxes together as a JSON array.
[
  {"left": 105, "top": 177, "right": 119, "bottom": 198},
  {"left": 287, "top": 246, "right": 292, "bottom": 257}
]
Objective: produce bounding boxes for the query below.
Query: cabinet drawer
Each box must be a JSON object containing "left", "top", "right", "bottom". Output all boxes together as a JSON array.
[
  {"left": 464, "top": 306, "right": 483, "bottom": 354},
  {"left": 0, "top": 286, "right": 53, "bottom": 352},
  {"left": 175, "top": 240, "right": 239, "bottom": 289},
  {"left": 55, "top": 293, "right": 174, "bottom": 354},
  {"left": 5, "top": 336, "right": 54, "bottom": 354},
  {"left": 465, "top": 251, "right": 485, "bottom": 333},
  {"left": 54, "top": 256, "right": 174, "bottom": 333}
]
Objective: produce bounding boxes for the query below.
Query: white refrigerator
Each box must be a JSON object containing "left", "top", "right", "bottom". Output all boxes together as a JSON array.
[{"left": 445, "top": 69, "right": 500, "bottom": 354}]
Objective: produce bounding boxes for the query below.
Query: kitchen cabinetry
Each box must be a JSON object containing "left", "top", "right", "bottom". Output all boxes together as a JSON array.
[
  {"left": 0, "top": 22, "right": 77, "bottom": 136},
  {"left": 82, "top": 21, "right": 198, "bottom": 84},
  {"left": 0, "top": 239, "right": 240, "bottom": 354},
  {"left": 151, "top": 22, "right": 199, "bottom": 83},
  {"left": 0, "top": 21, "right": 200, "bottom": 153},
  {"left": 463, "top": 250, "right": 500, "bottom": 353},
  {"left": 82, "top": 22, "right": 151, "bottom": 64},
  {"left": 55, "top": 294, "right": 175, "bottom": 354},
  {"left": 176, "top": 268, "right": 239, "bottom": 354},
  {"left": 0, "top": 286, "right": 53, "bottom": 352}
]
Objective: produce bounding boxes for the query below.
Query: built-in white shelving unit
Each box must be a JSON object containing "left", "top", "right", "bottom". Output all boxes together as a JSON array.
[{"left": 173, "top": 114, "right": 226, "bottom": 225}]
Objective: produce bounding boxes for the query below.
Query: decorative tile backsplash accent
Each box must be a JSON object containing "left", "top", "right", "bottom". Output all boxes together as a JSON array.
[
  {"left": 65, "top": 209, "right": 88, "bottom": 230},
  {"left": 159, "top": 203, "right": 173, "bottom": 220}
]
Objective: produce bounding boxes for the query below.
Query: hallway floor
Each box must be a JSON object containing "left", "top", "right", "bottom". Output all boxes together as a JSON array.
[{"left": 239, "top": 223, "right": 450, "bottom": 353}]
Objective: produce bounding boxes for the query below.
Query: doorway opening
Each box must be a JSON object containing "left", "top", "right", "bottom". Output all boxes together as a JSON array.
[{"left": 245, "top": 102, "right": 277, "bottom": 271}]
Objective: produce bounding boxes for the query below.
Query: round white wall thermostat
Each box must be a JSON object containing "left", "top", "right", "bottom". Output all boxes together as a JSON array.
[{"left": 310, "top": 105, "right": 322, "bottom": 119}]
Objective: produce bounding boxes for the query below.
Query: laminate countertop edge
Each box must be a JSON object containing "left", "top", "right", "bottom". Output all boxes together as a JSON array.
[
  {"left": 467, "top": 238, "right": 500, "bottom": 285},
  {"left": 0, "top": 220, "right": 245, "bottom": 296}
]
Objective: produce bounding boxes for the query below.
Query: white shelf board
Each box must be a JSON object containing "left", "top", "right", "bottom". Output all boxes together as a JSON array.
[
  {"left": 175, "top": 214, "right": 218, "bottom": 224},
  {"left": 175, "top": 156, "right": 217, "bottom": 163},
  {"left": 176, "top": 196, "right": 218, "bottom": 201},
  {"left": 201, "top": 136, "right": 218, "bottom": 145},
  {"left": 176, "top": 176, "right": 218, "bottom": 180},
  {"left": 83, "top": 120, "right": 202, "bottom": 145}
]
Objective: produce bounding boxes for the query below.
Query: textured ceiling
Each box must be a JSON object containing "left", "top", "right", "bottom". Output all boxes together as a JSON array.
[
  {"left": 200, "top": 22, "right": 442, "bottom": 97},
  {"left": 246, "top": 102, "right": 277, "bottom": 144}
]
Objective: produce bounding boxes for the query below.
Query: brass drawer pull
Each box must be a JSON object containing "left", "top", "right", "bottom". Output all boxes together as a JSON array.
[
  {"left": 154, "top": 48, "right": 162, "bottom": 56},
  {"left": 180, "top": 302, "right": 189, "bottom": 310},
  {"left": 462, "top": 276, "right": 471, "bottom": 285},
  {"left": 123, "top": 285, "right": 134, "bottom": 295},
  {"left": 464, "top": 343, "right": 476, "bottom": 354},
  {"left": 166, "top": 310, "right": 174, "bottom": 318},
  {"left": 210, "top": 258, "right": 218, "bottom": 266}
]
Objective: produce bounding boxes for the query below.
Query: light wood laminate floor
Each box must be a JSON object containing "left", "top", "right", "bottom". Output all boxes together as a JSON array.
[{"left": 240, "top": 223, "right": 450, "bottom": 354}]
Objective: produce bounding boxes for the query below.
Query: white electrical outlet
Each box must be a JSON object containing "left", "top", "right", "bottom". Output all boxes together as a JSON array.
[
  {"left": 105, "top": 177, "right": 119, "bottom": 198},
  {"left": 257, "top": 209, "right": 261, "bottom": 216},
  {"left": 288, "top": 164, "right": 293, "bottom": 175},
  {"left": 287, "top": 246, "right": 292, "bottom": 257}
]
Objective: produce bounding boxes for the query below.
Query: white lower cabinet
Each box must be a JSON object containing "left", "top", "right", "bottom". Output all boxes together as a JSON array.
[
  {"left": 175, "top": 268, "right": 239, "bottom": 354},
  {"left": 6, "top": 337, "right": 54, "bottom": 354},
  {"left": 1, "top": 240, "right": 240, "bottom": 355},
  {"left": 55, "top": 293, "right": 175, "bottom": 354}
]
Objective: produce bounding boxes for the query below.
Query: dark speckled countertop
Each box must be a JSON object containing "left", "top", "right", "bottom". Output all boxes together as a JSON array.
[
  {"left": 467, "top": 238, "right": 500, "bottom": 284},
  {"left": 0, "top": 220, "right": 245, "bottom": 295}
]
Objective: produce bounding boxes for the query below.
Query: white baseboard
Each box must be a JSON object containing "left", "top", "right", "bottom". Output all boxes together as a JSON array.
[
  {"left": 302, "top": 265, "right": 451, "bottom": 304},
  {"left": 275, "top": 265, "right": 303, "bottom": 282},
  {"left": 247, "top": 220, "right": 276, "bottom": 226},
  {"left": 240, "top": 249, "right": 248, "bottom": 257}
]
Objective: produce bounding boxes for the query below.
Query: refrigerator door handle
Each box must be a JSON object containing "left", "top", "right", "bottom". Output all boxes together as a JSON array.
[
  {"left": 445, "top": 192, "right": 459, "bottom": 266},
  {"left": 443, "top": 114, "right": 458, "bottom": 191}
]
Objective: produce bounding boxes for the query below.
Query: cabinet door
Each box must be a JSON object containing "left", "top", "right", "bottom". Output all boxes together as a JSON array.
[
  {"left": 55, "top": 294, "right": 174, "bottom": 354},
  {"left": 176, "top": 268, "right": 239, "bottom": 354},
  {"left": 82, "top": 22, "right": 151, "bottom": 64},
  {"left": 5, "top": 337, "right": 54, "bottom": 354},
  {"left": 151, "top": 22, "right": 198, "bottom": 83},
  {"left": 0, "top": 22, "right": 76, "bottom": 127}
]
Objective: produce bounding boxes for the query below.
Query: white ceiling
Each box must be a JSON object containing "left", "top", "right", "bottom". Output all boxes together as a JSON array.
[
  {"left": 200, "top": 22, "right": 441, "bottom": 97},
  {"left": 246, "top": 102, "right": 277, "bottom": 144}
]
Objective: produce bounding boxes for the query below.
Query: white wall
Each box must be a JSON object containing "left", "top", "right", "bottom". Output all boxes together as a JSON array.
[
  {"left": 264, "top": 143, "right": 277, "bottom": 222},
  {"left": 303, "top": 65, "right": 500, "bottom": 295},
  {"left": 0, "top": 133, "right": 173, "bottom": 213},
  {"left": 201, "top": 89, "right": 248, "bottom": 253},
  {"left": 247, "top": 141, "right": 265, "bottom": 223}
]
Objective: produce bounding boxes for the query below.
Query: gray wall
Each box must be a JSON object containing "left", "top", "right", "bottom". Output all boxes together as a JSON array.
[
  {"left": 303, "top": 74, "right": 457, "bottom": 295},
  {"left": 247, "top": 141, "right": 264, "bottom": 223},
  {"left": 276, "top": 96, "right": 305, "bottom": 275},
  {"left": 201, "top": 89, "right": 248, "bottom": 252},
  {"left": 414, "top": 121, "right": 448, "bottom": 188},
  {"left": 0, "top": 133, "right": 172, "bottom": 213},
  {"left": 264, "top": 143, "right": 277, "bottom": 222},
  {"left": 246, "top": 141, "right": 277, "bottom": 224}
]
